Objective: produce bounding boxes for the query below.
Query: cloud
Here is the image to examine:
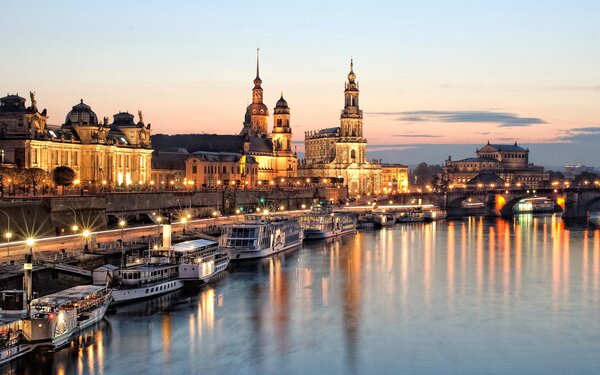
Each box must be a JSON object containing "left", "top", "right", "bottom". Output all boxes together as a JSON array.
[
  {"left": 392, "top": 134, "right": 442, "bottom": 138},
  {"left": 559, "top": 126, "right": 600, "bottom": 143},
  {"left": 369, "top": 110, "right": 547, "bottom": 127}
]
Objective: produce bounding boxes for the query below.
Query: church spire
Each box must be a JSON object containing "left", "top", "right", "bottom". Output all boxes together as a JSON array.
[{"left": 254, "top": 47, "right": 262, "bottom": 88}]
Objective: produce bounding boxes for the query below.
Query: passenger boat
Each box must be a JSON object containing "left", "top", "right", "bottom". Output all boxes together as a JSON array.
[
  {"left": 514, "top": 197, "right": 556, "bottom": 214},
  {"left": 221, "top": 214, "right": 304, "bottom": 260},
  {"left": 0, "top": 291, "right": 34, "bottom": 364},
  {"left": 396, "top": 209, "right": 426, "bottom": 223},
  {"left": 424, "top": 208, "right": 447, "bottom": 221},
  {"left": 171, "top": 239, "right": 230, "bottom": 282},
  {"left": 26, "top": 285, "right": 111, "bottom": 349},
  {"left": 299, "top": 205, "right": 357, "bottom": 239},
  {"left": 108, "top": 262, "right": 183, "bottom": 304}
]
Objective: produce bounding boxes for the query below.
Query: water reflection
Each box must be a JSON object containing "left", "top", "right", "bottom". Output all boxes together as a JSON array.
[{"left": 8, "top": 214, "right": 600, "bottom": 374}]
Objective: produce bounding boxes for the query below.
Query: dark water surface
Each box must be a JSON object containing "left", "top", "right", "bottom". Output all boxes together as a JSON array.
[{"left": 5, "top": 215, "right": 600, "bottom": 375}]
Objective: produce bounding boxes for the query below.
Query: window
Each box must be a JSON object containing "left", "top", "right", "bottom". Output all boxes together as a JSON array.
[
  {"left": 351, "top": 149, "right": 356, "bottom": 159},
  {"left": 192, "top": 165, "right": 197, "bottom": 174}
]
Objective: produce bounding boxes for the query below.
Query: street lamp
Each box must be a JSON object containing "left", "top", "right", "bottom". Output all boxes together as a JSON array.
[
  {"left": 4, "top": 231, "right": 12, "bottom": 256},
  {"left": 82, "top": 229, "right": 91, "bottom": 252},
  {"left": 181, "top": 217, "right": 188, "bottom": 234}
]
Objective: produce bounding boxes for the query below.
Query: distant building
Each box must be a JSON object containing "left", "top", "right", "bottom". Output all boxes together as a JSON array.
[
  {"left": 0, "top": 93, "right": 153, "bottom": 186},
  {"left": 299, "top": 60, "right": 382, "bottom": 194},
  {"left": 564, "top": 164, "right": 596, "bottom": 179},
  {"left": 380, "top": 164, "right": 409, "bottom": 192},
  {"left": 186, "top": 151, "right": 259, "bottom": 188},
  {"left": 441, "top": 142, "right": 549, "bottom": 189}
]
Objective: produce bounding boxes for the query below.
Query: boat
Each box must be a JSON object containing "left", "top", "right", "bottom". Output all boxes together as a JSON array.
[
  {"left": 0, "top": 291, "right": 34, "bottom": 364},
  {"left": 171, "top": 239, "right": 230, "bottom": 282},
  {"left": 221, "top": 214, "right": 304, "bottom": 260},
  {"left": 108, "top": 262, "right": 183, "bottom": 304},
  {"left": 396, "top": 209, "right": 426, "bottom": 223},
  {"left": 26, "top": 285, "right": 111, "bottom": 349},
  {"left": 299, "top": 205, "right": 357, "bottom": 239},
  {"left": 514, "top": 197, "right": 556, "bottom": 214},
  {"left": 424, "top": 207, "right": 447, "bottom": 221}
]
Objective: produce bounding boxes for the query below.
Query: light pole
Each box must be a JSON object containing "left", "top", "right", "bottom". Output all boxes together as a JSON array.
[
  {"left": 181, "top": 217, "right": 188, "bottom": 235},
  {"left": 24, "top": 237, "right": 35, "bottom": 314},
  {"left": 119, "top": 219, "right": 126, "bottom": 267},
  {"left": 4, "top": 232, "right": 12, "bottom": 256},
  {"left": 82, "top": 229, "right": 90, "bottom": 253},
  {"left": 0, "top": 210, "right": 11, "bottom": 255},
  {"left": 156, "top": 216, "right": 163, "bottom": 237}
]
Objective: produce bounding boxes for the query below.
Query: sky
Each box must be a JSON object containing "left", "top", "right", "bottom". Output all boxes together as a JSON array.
[{"left": 2, "top": 0, "right": 600, "bottom": 167}]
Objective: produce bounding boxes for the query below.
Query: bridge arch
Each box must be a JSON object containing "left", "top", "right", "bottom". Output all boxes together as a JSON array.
[{"left": 499, "top": 195, "right": 564, "bottom": 216}]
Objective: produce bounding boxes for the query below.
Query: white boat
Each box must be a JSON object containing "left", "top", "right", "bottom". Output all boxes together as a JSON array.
[
  {"left": 0, "top": 291, "right": 34, "bottom": 364},
  {"left": 299, "top": 205, "right": 357, "bottom": 239},
  {"left": 171, "top": 239, "right": 230, "bottom": 282},
  {"left": 221, "top": 215, "right": 304, "bottom": 260},
  {"left": 109, "top": 263, "right": 184, "bottom": 304},
  {"left": 424, "top": 208, "right": 447, "bottom": 221},
  {"left": 26, "top": 285, "right": 111, "bottom": 350}
]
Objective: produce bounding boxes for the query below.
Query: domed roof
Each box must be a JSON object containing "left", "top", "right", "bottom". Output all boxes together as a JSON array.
[
  {"left": 111, "top": 111, "right": 140, "bottom": 128},
  {"left": 348, "top": 58, "right": 356, "bottom": 83},
  {"left": 65, "top": 99, "right": 98, "bottom": 126},
  {"left": 248, "top": 102, "right": 269, "bottom": 116},
  {"left": 275, "top": 94, "right": 288, "bottom": 108}
]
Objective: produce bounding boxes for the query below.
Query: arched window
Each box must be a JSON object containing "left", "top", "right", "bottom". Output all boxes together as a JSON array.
[{"left": 351, "top": 149, "right": 356, "bottom": 160}]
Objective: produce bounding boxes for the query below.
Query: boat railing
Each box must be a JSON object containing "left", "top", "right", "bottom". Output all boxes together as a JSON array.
[{"left": 0, "top": 330, "right": 22, "bottom": 349}]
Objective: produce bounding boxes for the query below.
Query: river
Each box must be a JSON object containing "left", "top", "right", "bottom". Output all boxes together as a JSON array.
[{"left": 6, "top": 215, "right": 600, "bottom": 375}]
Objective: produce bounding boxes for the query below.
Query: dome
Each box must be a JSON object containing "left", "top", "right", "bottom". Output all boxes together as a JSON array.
[
  {"left": 111, "top": 112, "right": 138, "bottom": 127},
  {"left": 348, "top": 58, "right": 356, "bottom": 83},
  {"left": 275, "top": 94, "right": 288, "bottom": 108},
  {"left": 248, "top": 102, "right": 269, "bottom": 116},
  {"left": 65, "top": 99, "right": 98, "bottom": 126}
]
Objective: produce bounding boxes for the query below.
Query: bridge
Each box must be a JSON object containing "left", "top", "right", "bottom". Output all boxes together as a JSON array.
[{"left": 390, "top": 188, "right": 600, "bottom": 219}]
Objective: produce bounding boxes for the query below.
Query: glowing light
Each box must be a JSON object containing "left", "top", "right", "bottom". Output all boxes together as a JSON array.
[
  {"left": 181, "top": 217, "right": 188, "bottom": 224},
  {"left": 82, "top": 230, "right": 90, "bottom": 238},
  {"left": 72, "top": 225, "right": 79, "bottom": 232},
  {"left": 101, "top": 180, "right": 107, "bottom": 186},
  {"left": 73, "top": 179, "right": 81, "bottom": 185},
  {"left": 119, "top": 220, "right": 126, "bottom": 228},
  {"left": 26, "top": 237, "right": 35, "bottom": 247},
  {"left": 4, "top": 232, "right": 12, "bottom": 240}
]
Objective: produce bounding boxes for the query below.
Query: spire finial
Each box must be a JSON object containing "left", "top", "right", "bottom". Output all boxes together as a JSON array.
[
  {"left": 280, "top": 91, "right": 283, "bottom": 99},
  {"left": 350, "top": 57, "right": 354, "bottom": 71},
  {"left": 256, "top": 47, "right": 260, "bottom": 79}
]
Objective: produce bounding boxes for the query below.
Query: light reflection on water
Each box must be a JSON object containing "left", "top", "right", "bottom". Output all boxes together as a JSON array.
[{"left": 7, "top": 215, "right": 600, "bottom": 375}]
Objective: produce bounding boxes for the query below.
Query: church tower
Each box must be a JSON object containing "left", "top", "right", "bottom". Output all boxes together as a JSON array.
[
  {"left": 340, "top": 59, "right": 363, "bottom": 138},
  {"left": 272, "top": 94, "right": 293, "bottom": 154},
  {"left": 241, "top": 49, "right": 269, "bottom": 137}
]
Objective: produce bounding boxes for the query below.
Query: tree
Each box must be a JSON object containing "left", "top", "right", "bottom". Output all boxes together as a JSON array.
[
  {"left": 23, "top": 168, "right": 48, "bottom": 195},
  {"left": 574, "top": 171, "right": 600, "bottom": 186},
  {"left": 52, "top": 166, "right": 76, "bottom": 194},
  {"left": 411, "top": 162, "right": 442, "bottom": 186},
  {"left": 548, "top": 170, "right": 565, "bottom": 181}
]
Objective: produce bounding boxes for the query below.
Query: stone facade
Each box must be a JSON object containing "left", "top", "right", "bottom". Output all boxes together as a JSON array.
[
  {"left": 299, "top": 60, "right": 381, "bottom": 194},
  {"left": 441, "top": 142, "right": 549, "bottom": 189},
  {"left": 186, "top": 152, "right": 259, "bottom": 188},
  {"left": 381, "top": 164, "right": 409, "bottom": 193},
  {"left": 0, "top": 94, "right": 153, "bottom": 186}
]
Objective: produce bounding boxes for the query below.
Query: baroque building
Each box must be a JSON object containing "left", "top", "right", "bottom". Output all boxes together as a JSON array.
[
  {"left": 380, "top": 164, "right": 409, "bottom": 193},
  {"left": 440, "top": 142, "right": 549, "bottom": 189},
  {"left": 299, "top": 60, "right": 382, "bottom": 194},
  {"left": 166, "top": 51, "right": 297, "bottom": 184},
  {"left": 0, "top": 93, "right": 153, "bottom": 186}
]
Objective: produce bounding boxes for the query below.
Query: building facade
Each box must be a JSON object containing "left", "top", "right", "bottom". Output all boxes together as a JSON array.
[
  {"left": 186, "top": 152, "right": 258, "bottom": 188},
  {"left": 441, "top": 142, "right": 549, "bottom": 189},
  {"left": 381, "top": 164, "right": 409, "bottom": 193},
  {"left": 0, "top": 93, "right": 153, "bottom": 186},
  {"left": 299, "top": 60, "right": 382, "bottom": 194}
]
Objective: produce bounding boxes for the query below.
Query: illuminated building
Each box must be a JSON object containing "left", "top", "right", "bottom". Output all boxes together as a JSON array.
[
  {"left": 380, "top": 164, "right": 409, "bottom": 192},
  {"left": 441, "top": 142, "right": 549, "bottom": 188},
  {"left": 186, "top": 151, "right": 258, "bottom": 188},
  {"left": 0, "top": 93, "right": 153, "bottom": 186},
  {"left": 299, "top": 60, "right": 382, "bottom": 194},
  {"left": 155, "top": 51, "right": 298, "bottom": 183}
]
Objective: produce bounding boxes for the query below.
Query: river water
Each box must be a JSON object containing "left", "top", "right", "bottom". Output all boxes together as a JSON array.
[{"left": 6, "top": 215, "right": 600, "bottom": 375}]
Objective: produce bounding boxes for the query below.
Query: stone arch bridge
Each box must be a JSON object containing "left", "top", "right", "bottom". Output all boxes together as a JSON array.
[{"left": 393, "top": 188, "right": 600, "bottom": 219}]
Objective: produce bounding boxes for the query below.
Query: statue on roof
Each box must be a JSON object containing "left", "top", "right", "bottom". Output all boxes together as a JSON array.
[
  {"left": 29, "top": 91, "right": 37, "bottom": 111},
  {"left": 138, "top": 110, "right": 144, "bottom": 124}
]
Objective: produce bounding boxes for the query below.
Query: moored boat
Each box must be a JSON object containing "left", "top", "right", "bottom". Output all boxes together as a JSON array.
[
  {"left": 172, "top": 239, "right": 230, "bottom": 282},
  {"left": 221, "top": 214, "right": 303, "bottom": 260},
  {"left": 300, "top": 205, "right": 357, "bottom": 239}
]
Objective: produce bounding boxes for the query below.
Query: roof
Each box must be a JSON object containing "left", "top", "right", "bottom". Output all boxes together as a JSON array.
[
  {"left": 456, "top": 157, "right": 497, "bottom": 163},
  {"left": 318, "top": 127, "right": 339, "bottom": 135},
  {"left": 31, "top": 285, "right": 106, "bottom": 307},
  {"left": 171, "top": 239, "right": 218, "bottom": 253},
  {"left": 190, "top": 151, "right": 257, "bottom": 163},
  {"left": 152, "top": 150, "right": 190, "bottom": 170},
  {"left": 466, "top": 172, "right": 506, "bottom": 185},
  {"left": 151, "top": 134, "right": 274, "bottom": 155},
  {"left": 481, "top": 143, "right": 527, "bottom": 152}
]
